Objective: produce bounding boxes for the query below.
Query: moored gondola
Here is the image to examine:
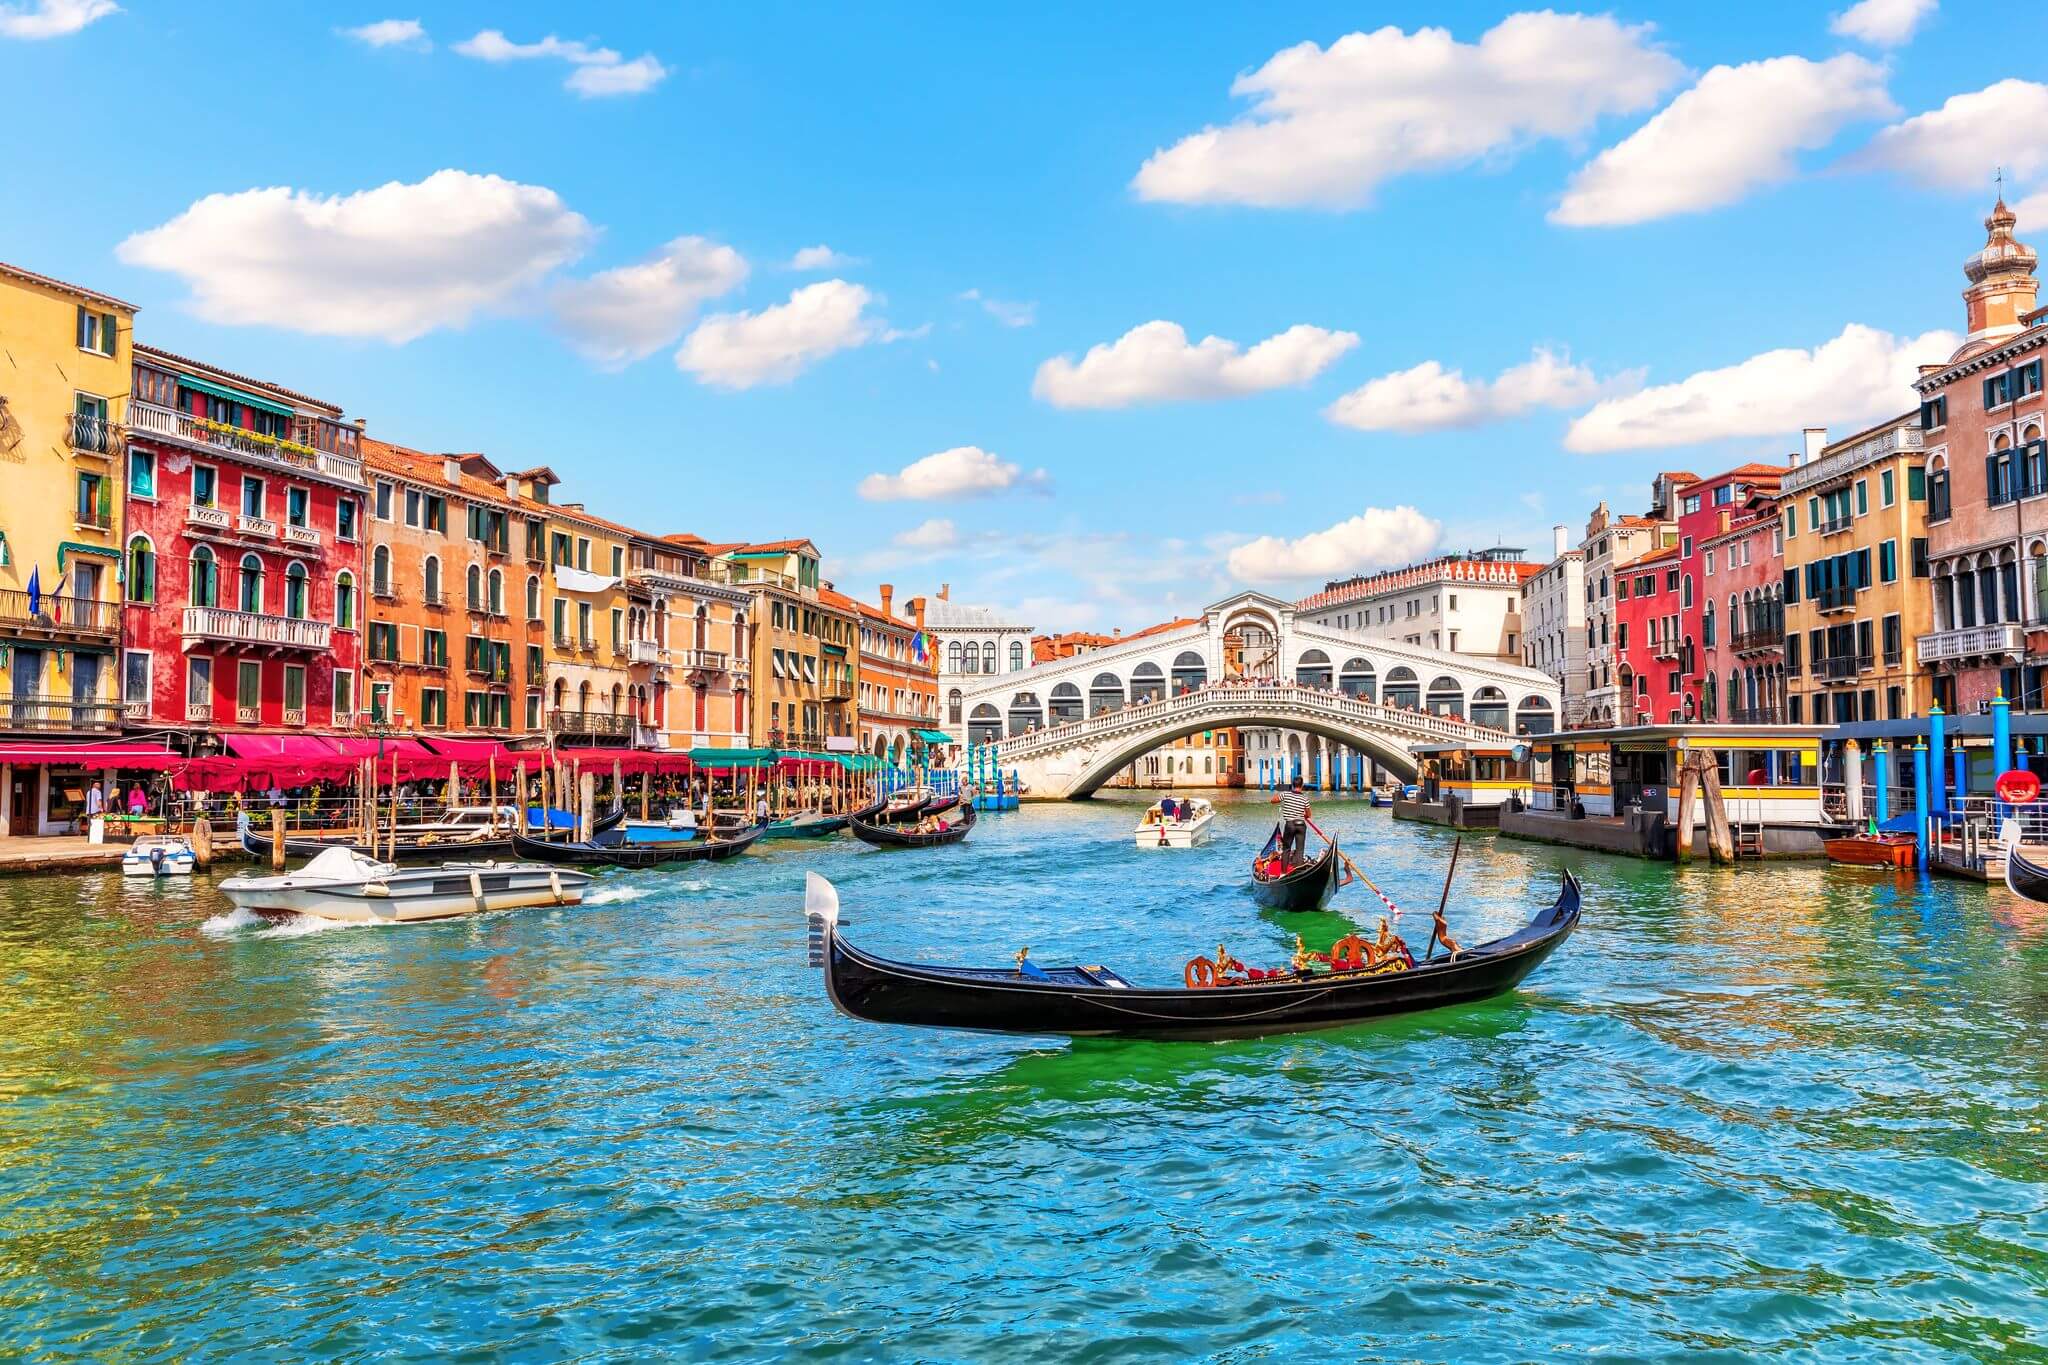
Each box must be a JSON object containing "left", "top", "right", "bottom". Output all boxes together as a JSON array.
[
  {"left": 850, "top": 801, "right": 975, "bottom": 848},
  {"left": 759, "top": 812, "right": 851, "bottom": 840},
  {"left": 2002, "top": 820, "right": 2048, "bottom": 902},
  {"left": 509, "top": 820, "right": 764, "bottom": 868},
  {"left": 242, "top": 805, "right": 624, "bottom": 863},
  {"left": 803, "top": 869, "right": 1581, "bottom": 1041},
  {"left": 1249, "top": 827, "right": 1342, "bottom": 911}
]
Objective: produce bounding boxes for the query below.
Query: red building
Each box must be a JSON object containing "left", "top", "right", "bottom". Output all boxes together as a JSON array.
[
  {"left": 1668, "top": 463, "right": 1787, "bottom": 718},
  {"left": 121, "top": 346, "right": 367, "bottom": 739},
  {"left": 1613, "top": 544, "right": 1683, "bottom": 724}
]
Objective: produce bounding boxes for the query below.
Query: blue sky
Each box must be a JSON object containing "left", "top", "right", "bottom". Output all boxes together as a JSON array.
[{"left": 5, "top": 1, "right": 2045, "bottom": 629}]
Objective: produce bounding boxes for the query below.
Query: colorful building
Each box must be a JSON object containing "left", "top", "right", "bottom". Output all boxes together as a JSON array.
[
  {"left": 359, "top": 439, "right": 548, "bottom": 738},
  {"left": 849, "top": 583, "right": 939, "bottom": 765},
  {"left": 536, "top": 485, "right": 637, "bottom": 748},
  {"left": 1780, "top": 415, "right": 1931, "bottom": 724},
  {"left": 631, "top": 534, "right": 751, "bottom": 751},
  {"left": 1521, "top": 525, "right": 1586, "bottom": 724},
  {"left": 1671, "top": 462, "right": 1788, "bottom": 720},
  {"left": 1580, "top": 496, "right": 1677, "bottom": 726},
  {"left": 1695, "top": 489, "right": 1786, "bottom": 724},
  {"left": 715, "top": 540, "right": 857, "bottom": 750},
  {"left": 1915, "top": 197, "right": 2047, "bottom": 713},
  {"left": 121, "top": 345, "right": 366, "bottom": 740},
  {"left": 1613, "top": 543, "right": 1684, "bottom": 724}
]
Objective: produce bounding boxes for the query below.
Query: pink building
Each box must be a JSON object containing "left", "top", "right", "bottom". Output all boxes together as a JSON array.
[
  {"left": 1669, "top": 464, "right": 1788, "bottom": 720},
  {"left": 1695, "top": 500, "right": 1786, "bottom": 723}
]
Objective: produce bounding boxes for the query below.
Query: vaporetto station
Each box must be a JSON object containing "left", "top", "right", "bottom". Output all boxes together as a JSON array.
[{"left": 954, "top": 592, "right": 1562, "bottom": 799}]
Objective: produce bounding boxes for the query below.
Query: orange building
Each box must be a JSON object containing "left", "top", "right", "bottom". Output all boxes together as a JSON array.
[{"left": 848, "top": 582, "right": 938, "bottom": 764}]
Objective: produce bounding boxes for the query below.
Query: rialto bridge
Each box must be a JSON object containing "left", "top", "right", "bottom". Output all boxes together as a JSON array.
[{"left": 959, "top": 592, "right": 1562, "bottom": 799}]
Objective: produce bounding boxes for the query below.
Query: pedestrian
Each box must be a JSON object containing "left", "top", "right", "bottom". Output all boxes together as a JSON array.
[{"left": 85, "top": 780, "right": 106, "bottom": 819}]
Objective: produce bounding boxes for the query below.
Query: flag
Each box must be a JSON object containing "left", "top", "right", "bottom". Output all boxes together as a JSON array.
[
  {"left": 25, "top": 565, "right": 38, "bottom": 617},
  {"left": 48, "top": 572, "right": 65, "bottom": 624}
]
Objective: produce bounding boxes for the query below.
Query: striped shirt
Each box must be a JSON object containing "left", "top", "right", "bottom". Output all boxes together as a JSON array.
[{"left": 1279, "top": 791, "right": 1309, "bottom": 823}]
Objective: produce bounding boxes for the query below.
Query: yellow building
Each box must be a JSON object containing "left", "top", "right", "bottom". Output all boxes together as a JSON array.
[
  {"left": 1780, "top": 413, "right": 1933, "bottom": 725},
  {"left": 0, "top": 262, "right": 135, "bottom": 745},
  {"left": 530, "top": 473, "right": 639, "bottom": 747},
  {"left": 713, "top": 540, "right": 857, "bottom": 750}
]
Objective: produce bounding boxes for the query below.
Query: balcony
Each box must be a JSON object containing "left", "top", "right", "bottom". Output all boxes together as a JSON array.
[
  {"left": 74, "top": 505, "right": 113, "bottom": 532},
  {"left": 0, "top": 589, "right": 120, "bottom": 641},
  {"left": 371, "top": 580, "right": 402, "bottom": 603},
  {"left": 185, "top": 701, "right": 211, "bottom": 723},
  {"left": 282, "top": 706, "right": 306, "bottom": 726},
  {"left": 67, "top": 412, "right": 120, "bottom": 457},
  {"left": 423, "top": 589, "right": 447, "bottom": 608},
  {"left": 282, "top": 524, "right": 322, "bottom": 550},
  {"left": 123, "top": 698, "right": 148, "bottom": 722},
  {"left": 236, "top": 704, "right": 259, "bottom": 724},
  {"left": 1813, "top": 586, "right": 1857, "bottom": 613},
  {"left": 0, "top": 695, "right": 120, "bottom": 732},
  {"left": 628, "top": 639, "right": 667, "bottom": 665},
  {"left": 549, "top": 709, "right": 635, "bottom": 740},
  {"left": 577, "top": 634, "right": 598, "bottom": 653},
  {"left": 1818, "top": 654, "right": 1874, "bottom": 682},
  {"left": 1819, "top": 513, "right": 1852, "bottom": 535},
  {"left": 1917, "top": 623, "right": 2024, "bottom": 664},
  {"left": 1730, "top": 626, "right": 1784, "bottom": 655},
  {"left": 236, "top": 513, "right": 277, "bottom": 539},
  {"left": 1651, "top": 640, "right": 1678, "bottom": 662},
  {"left": 553, "top": 631, "right": 573, "bottom": 650},
  {"left": 673, "top": 647, "right": 730, "bottom": 673},
  {"left": 1727, "top": 707, "right": 1784, "bottom": 724},
  {"left": 127, "top": 401, "right": 365, "bottom": 487},
  {"left": 182, "top": 606, "right": 334, "bottom": 654},
  {"left": 186, "top": 504, "right": 231, "bottom": 533}
]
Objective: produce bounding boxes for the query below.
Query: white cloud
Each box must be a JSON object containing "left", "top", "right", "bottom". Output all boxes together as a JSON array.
[
  {"left": 894, "top": 518, "right": 962, "bottom": 550},
  {"left": 0, "top": 0, "right": 115, "bottom": 39},
  {"left": 1227, "top": 507, "right": 1443, "bottom": 583},
  {"left": 453, "top": 28, "right": 666, "bottom": 97},
  {"left": 1831, "top": 0, "right": 1936, "bottom": 46},
  {"left": 1034, "top": 320, "right": 1358, "bottom": 409},
  {"left": 342, "top": 17, "right": 427, "bottom": 49},
  {"left": 857, "top": 447, "right": 1049, "bottom": 502},
  {"left": 117, "top": 170, "right": 592, "bottom": 344},
  {"left": 1132, "top": 12, "right": 1682, "bottom": 209},
  {"left": 1553, "top": 56, "right": 1892, "bottom": 227},
  {"left": 676, "top": 280, "right": 882, "bottom": 388},
  {"left": 1564, "top": 323, "right": 1959, "bottom": 453},
  {"left": 1852, "top": 80, "right": 2048, "bottom": 190},
  {"left": 1326, "top": 348, "right": 1619, "bottom": 432},
  {"left": 788, "top": 245, "right": 857, "bottom": 271},
  {"left": 959, "top": 289, "right": 1036, "bottom": 328},
  {"left": 550, "top": 236, "right": 748, "bottom": 367},
  {"left": 2014, "top": 190, "right": 2048, "bottom": 235}
]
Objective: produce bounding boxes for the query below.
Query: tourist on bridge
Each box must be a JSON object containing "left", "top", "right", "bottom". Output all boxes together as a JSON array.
[{"left": 1271, "top": 777, "right": 1310, "bottom": 863}]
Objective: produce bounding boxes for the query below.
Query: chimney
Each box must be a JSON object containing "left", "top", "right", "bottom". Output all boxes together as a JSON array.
[
  {"left": 1552, "top": 524, "right": 1568, "bottom": 558},
  {"left": 939, "top": 582, "right": 950, "bottom": 601},
  {"left": 352, "top": 418, "right": 367, "bottom": 431},
  {"left": 503, "top": 474, "right": 519, "bottom": 498},
  {"left": 906, "top": 596, "right": 926, "bottom": 629},
  {"left": 442, "top": 457, "right": 461, "bottom": 486},
  {"left": 1801, "top": 427, "right": 1828, "bottom": 466},
  {"left": 879, "top": 583, "right": 894, "bottom": 617}
]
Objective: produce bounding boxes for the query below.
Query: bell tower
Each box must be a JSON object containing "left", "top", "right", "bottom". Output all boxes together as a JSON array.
[{"left": 1962, "top": 196, "right": 2039, "bottom": 342}]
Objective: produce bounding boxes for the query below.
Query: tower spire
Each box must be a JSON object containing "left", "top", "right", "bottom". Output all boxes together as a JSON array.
[{"left": 1962, "top": 191, "right": 2038, "bottom": 341}]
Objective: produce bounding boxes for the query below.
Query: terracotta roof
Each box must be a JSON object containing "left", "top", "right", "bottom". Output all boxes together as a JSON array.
[
  {"left": 1720, "top": 462, "right": 1790, "bottom": 479},
  {"left": 362, "top": 437, "right": 530, "bottom": 508},
  {"left": 0, "top": 260, "right": 137, "bottom": 313},
  {"left": 733, "top": 538, "right": 818, "bottom": 555},
  {"left": 1622, "top": 544, "right": 1680, "bottom": 568},
  {"left": 133, "top": 343, "right": 343, "bottom": 415},
  {"left": 1656, "top": 471, "right": 1702, "bottom": 484},
  {"left": 1128, "top": 616, "right": 1200, "bottom": 640}
]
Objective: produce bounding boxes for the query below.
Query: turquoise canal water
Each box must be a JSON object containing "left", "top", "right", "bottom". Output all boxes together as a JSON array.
[{"left": 5, "top": 794, "right": 2048, "bottom": 1361}]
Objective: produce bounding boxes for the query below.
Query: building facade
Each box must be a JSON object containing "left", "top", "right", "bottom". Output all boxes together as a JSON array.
[
  {"left": 1613, "top": 544, "right": 1683, "bottom": 725},
  {"left": 1580, "top": 501, "right": 1676, "bottom": 726},
  {"left": 1780, "top": 415, "right": 1931, "bottom": 724},
  {"left": 1294, "top": 548, "right": 1536, "bottom": 658},
  {"left": 850, "top": 583, "right": 939, "bottom": 764},
  {"left": 715, "top": 540, "right": 856, "bottom": 750},
  {"left": 1670, "top": 463, "right": 1788, "bottom": 720},
  {"left": 1521, "top": 525, "right": 1586, "bottom": 724},
  {"left": 1916, "top": 197, "right": 2047, "bottom": 714},
  {"left": 927, "top": 592, "right": 1035, "bottom": 744},
  {"left": 537, "top": 485, "right": 637, "bottom": 748},
  {"left": 630, "top": 535, "right": 751, "bottom": 751},
  {"left": 1696, "top": 496, "right": 1786, "bottom": 724},
  {"left": 122, "top": 345, "right": 366, "bottom": 741}
]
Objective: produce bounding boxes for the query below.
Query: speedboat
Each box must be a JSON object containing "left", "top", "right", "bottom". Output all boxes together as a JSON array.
[
  {"left": 218, "top": 846, "right": 591, "bottom": 923},
  {"left": 1367, "top": 785, "right": 1398, "bottom": 808},
  {"left": 1133, "top": 797, "right": 1216, "bottom": 848},
  {"left": 122, "top": 834, "right": 196, "bottom": 877}
]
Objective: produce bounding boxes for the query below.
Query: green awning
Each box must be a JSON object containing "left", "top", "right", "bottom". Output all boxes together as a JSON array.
[
  {"left": 685, "top": 746, "right": 776, "bottom": 768},
  {"left": 914, "top": 729, "right": 953, "bottom": 745},
  {"left": 726, "top": 551, "right": 789, "bottom": 561},
  {"left": 820, "top": 643, "right": 846, "bottom": 657},
  {"left": 177, "top": 375, "right": 295, "bottom": 419}
]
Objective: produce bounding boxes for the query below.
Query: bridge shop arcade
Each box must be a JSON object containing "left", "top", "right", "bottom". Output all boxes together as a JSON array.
[{"left": 1499, "top": 724, "right": 1831, "bottom": 860}]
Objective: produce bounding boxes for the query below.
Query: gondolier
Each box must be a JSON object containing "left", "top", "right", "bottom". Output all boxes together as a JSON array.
[{"left": 1271, "top": 778, "right": 1311, "bottom": 861}]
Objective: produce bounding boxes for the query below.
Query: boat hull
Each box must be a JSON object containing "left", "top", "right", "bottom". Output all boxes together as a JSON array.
[
  {"left": 1132, "top": 812, "right": 1216, "bottom": 848},
  {"left": 850, "top": 803, "right": 976, "bottom": 848},
  {"left": 820, "top": 872, "right": 1581, "bottom": 1041},
  {"left": 221, "top": 863, "right": 590, "bottom": 923},
  {"left": 1250, "top": 839, "right": 1341, "bottom": 910},
  {"left": 1824, "top": 834, "right": 1915, "bottom": 869}
]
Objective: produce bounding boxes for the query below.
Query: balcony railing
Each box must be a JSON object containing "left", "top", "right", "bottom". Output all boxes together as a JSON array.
[
  {"left": 127, "top": 402, "right": 365, "bottom": 486},
  {"left": 371, "top": 580, "right": 401, "bottom": 602},
  {"left": 282, "top": 706, "right": 306, "bottom": 726},
  {"left": 423, "top": 589, "right": 447, "bottom": 607},
  {"left": 1729, "top": 626, "right": 1784, "bottom": 654},
  {"left": 1651, "top": 641, "right": 1678, "bottom": 661},
  {"left": 182, "top": 606, "right": 334, "bottom": 652},
  {"left": 577, "top": 634, "right": 598, "bottom": 653},
  {"left": 185, "top": 701, "right": 211, "bottom": 723},
  {"left": 282, "top": 524, "right": 322, "bottom": 549},
  {"left": 123, "top": 698, "right": 148, "bottom": 721},
  {"left": 67, "top": 412, "right": 120, "bottom": 455},
  {"left": 186, "top": 504, "right": 231, "bottom": 533},
  {"left": 236, "top": 704, "right": 259, "bottom": 724},
  {"left": 1818, "top": 653, "right": 1874, "bottom": 682},
  {"left": 628, "top": 639, "right": 667, "bottom": 665},
  {"left": 0, "top": 695, "right": 120, "bottom": 732},
  {"left": 549, "top": 709, "right": 635, "bottom": 739},
  {"left": 1917, "top": 623, "right": 2024, "bottom": 664},
  {"left": 1820, "top": 514, "right": 1852, "bottom": 535},
  {"left": 237, "top": 513, "right": 277, "bottom": 539},
  {"left": 0, "top": 589, "right": 120, "bottom": 637},
  {"left": 1727, "top": 707, "right": 1783, "bottom": 724},
  {"left": 1813, "top": 586, "right": 1856, "bottom": 613},
  {"left": 673, "top": 647, "right": 729, "bottom": 672},
  {"left": 74, "top": 505, "right": 112, "bottom": 531}
]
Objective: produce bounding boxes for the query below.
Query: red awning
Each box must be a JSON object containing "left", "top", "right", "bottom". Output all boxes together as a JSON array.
[
  {"left": 326, "top": 737, "right": 437, "bottom": 762},
  {"left": 554, "top": 747, "right": 693, "bottom": 774},
  {"left": 0, "top": 743, "right": 184, "bottom": 768},
  {"left": 222, "top": 734, "right": 344, "bottom": 763}
]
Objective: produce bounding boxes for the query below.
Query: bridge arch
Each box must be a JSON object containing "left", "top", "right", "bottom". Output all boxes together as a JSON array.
[
  {"left": 1470, "top": 685, "right": 1509, "bottom": 731},
  {"left": 1055, "top": 706, "right": 1428, "bottom": 798},
  {"left": 1426, "top": 675, "right": 1464, "bottom": 717}
]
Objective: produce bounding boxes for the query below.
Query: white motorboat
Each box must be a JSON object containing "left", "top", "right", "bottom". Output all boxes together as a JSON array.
[
  {"left": 122, "top": 834, "right": 196, "bottom": 877},
  {"left": 1132, "top": 797, "right": 1216, "bottom": 848},
  {"left": 217, "top": 846, "right": 592, "bottom": 923}
]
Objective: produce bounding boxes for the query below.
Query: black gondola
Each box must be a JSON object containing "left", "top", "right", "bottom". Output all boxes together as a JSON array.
[
  {"left": 2003, "top": 820, "right": 2048, "bottom": 901},
  {"left": 239, "top": 805, "right": 624, "bottom": 863},
  {"left": 803, "top": 868, "right": 1582, "bottom": 1041},
  {"left": 509, "top": 820, "right": 764, "bottom": 868},
  {"left": 1250, "top": 828, "right": 1342, "bottom": 911},
  {"left": 849, "top": 801, "right": 976, "bottom": 848}
]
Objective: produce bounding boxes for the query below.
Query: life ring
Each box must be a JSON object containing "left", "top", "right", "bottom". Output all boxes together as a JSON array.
[
  {"left": 1328, "top": 934, "right": 1369, "bottom": 970},
  {"left": 1184, "top": 957, "right": 1219, "bottom": 989},
  {"left": 1997, "top": 769, "right": 2040, "bottom": 803}
]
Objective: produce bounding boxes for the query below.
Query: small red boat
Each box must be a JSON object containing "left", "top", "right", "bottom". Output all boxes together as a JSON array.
[{"left": 1823, "top": 831, "right": 1916, "bottom": 869}]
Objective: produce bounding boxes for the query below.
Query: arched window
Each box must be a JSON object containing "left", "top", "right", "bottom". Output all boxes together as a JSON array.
[
  {"left": 696, "top": 604, "right": 709, "bottom": 649},
  {"left": 466, "top": 563, "right": 482, "bottom": 609},
  {"left": 335, "top": 571, "right": 356, "bottom": 629},
  {"left": 1425, "top": 675, "right": 1464, "bottom": 719},
  {"left": 1006, "top": 691, "right": 1043, "bottom": 736},
  {"left": 1049, "top": 681, "right": 1083, "bottom": 723},
  {"left": 1130, "top": 662, "right": 1165, "bottom": 704},
  {"left": 1170, "top": 650, "right": 1207, "bottom": 695},
  {"left": 126, "top": 535, "right": 155, "bottom": 603},
  {"left": 488, "top": 568, "right": 504, "bottom": 615},
  {"left": 1338, "top": 657, "right": 1376, "bottom": 700},
  {"left": 190, "top": 546, "right": 217, "bottom": 609},
  {"left": 423, "top": 554, "right": 441, "bottom": 603},
  {"left": 1514, "top": 695, "right": 1555, "bottom": 736},
  {"left": 284, "top": 561, "right": 309, "bottom": 619},
  {"left": 1088, "top": 672, "right": 1123, "bottom": 716},
  {"left": 372, "top": 544, "right": 391, "bottom": 595},
  {"left": 947, "top": 688, "right": 963, "bottom": 723},
  {"left": 1470, "top": 686, "right": 1509, "bottom": 731},
  {"left": 981, "top": 640, "right": 996, "bottom": 673},
  {"left": 1009, "top": 640, "right": 1025, "bottom": 672},
  {"left": 578, "top": 680, "right": 593, "bottom": 712},
  {"left": 552, "top": 677, "right": 568, "bottom": 709},
  {"left": 1294, "top": 648, "right": 1332, "bottom": 688},
  {"left": 1383, "top": 666, "right": 1419, "bottom": 708},
  {"left": 238, "top": 553, "right": 264, "bottom": 613},
  {"left": 967, "top": 702, "right": 1002, "bottom": 744},
  {"left": 948, "top": 641, "right": 964, "bottom": 672},
  {"left": 526, "top": 574, "right": 541, "bottom": 620},
  {"left": 610, "top": 683, "right": 624, "bottom": 715}
]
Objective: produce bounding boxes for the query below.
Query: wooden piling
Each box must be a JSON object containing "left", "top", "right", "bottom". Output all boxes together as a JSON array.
[
  {"left": 579, "top": 771, "right": 595, "bottom": 844},
  {"left": 271, "top": 812, "right": 286, "bottom": 871},
  {"left": 1675, "top": 764, "right": 1697, "bottom": 863}
]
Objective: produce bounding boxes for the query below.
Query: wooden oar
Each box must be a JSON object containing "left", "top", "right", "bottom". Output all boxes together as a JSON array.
[
  {"left": 1425, "top": 835, "right": 1464, "bottom": 962},
  {"left": 1305, "top": 815, "right": 1372, "bottom": 891}
]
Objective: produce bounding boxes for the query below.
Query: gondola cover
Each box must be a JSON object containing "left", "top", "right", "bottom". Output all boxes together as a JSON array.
[{"left": 804, "top": 869, "right": 1581, "bottom": 1041}]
